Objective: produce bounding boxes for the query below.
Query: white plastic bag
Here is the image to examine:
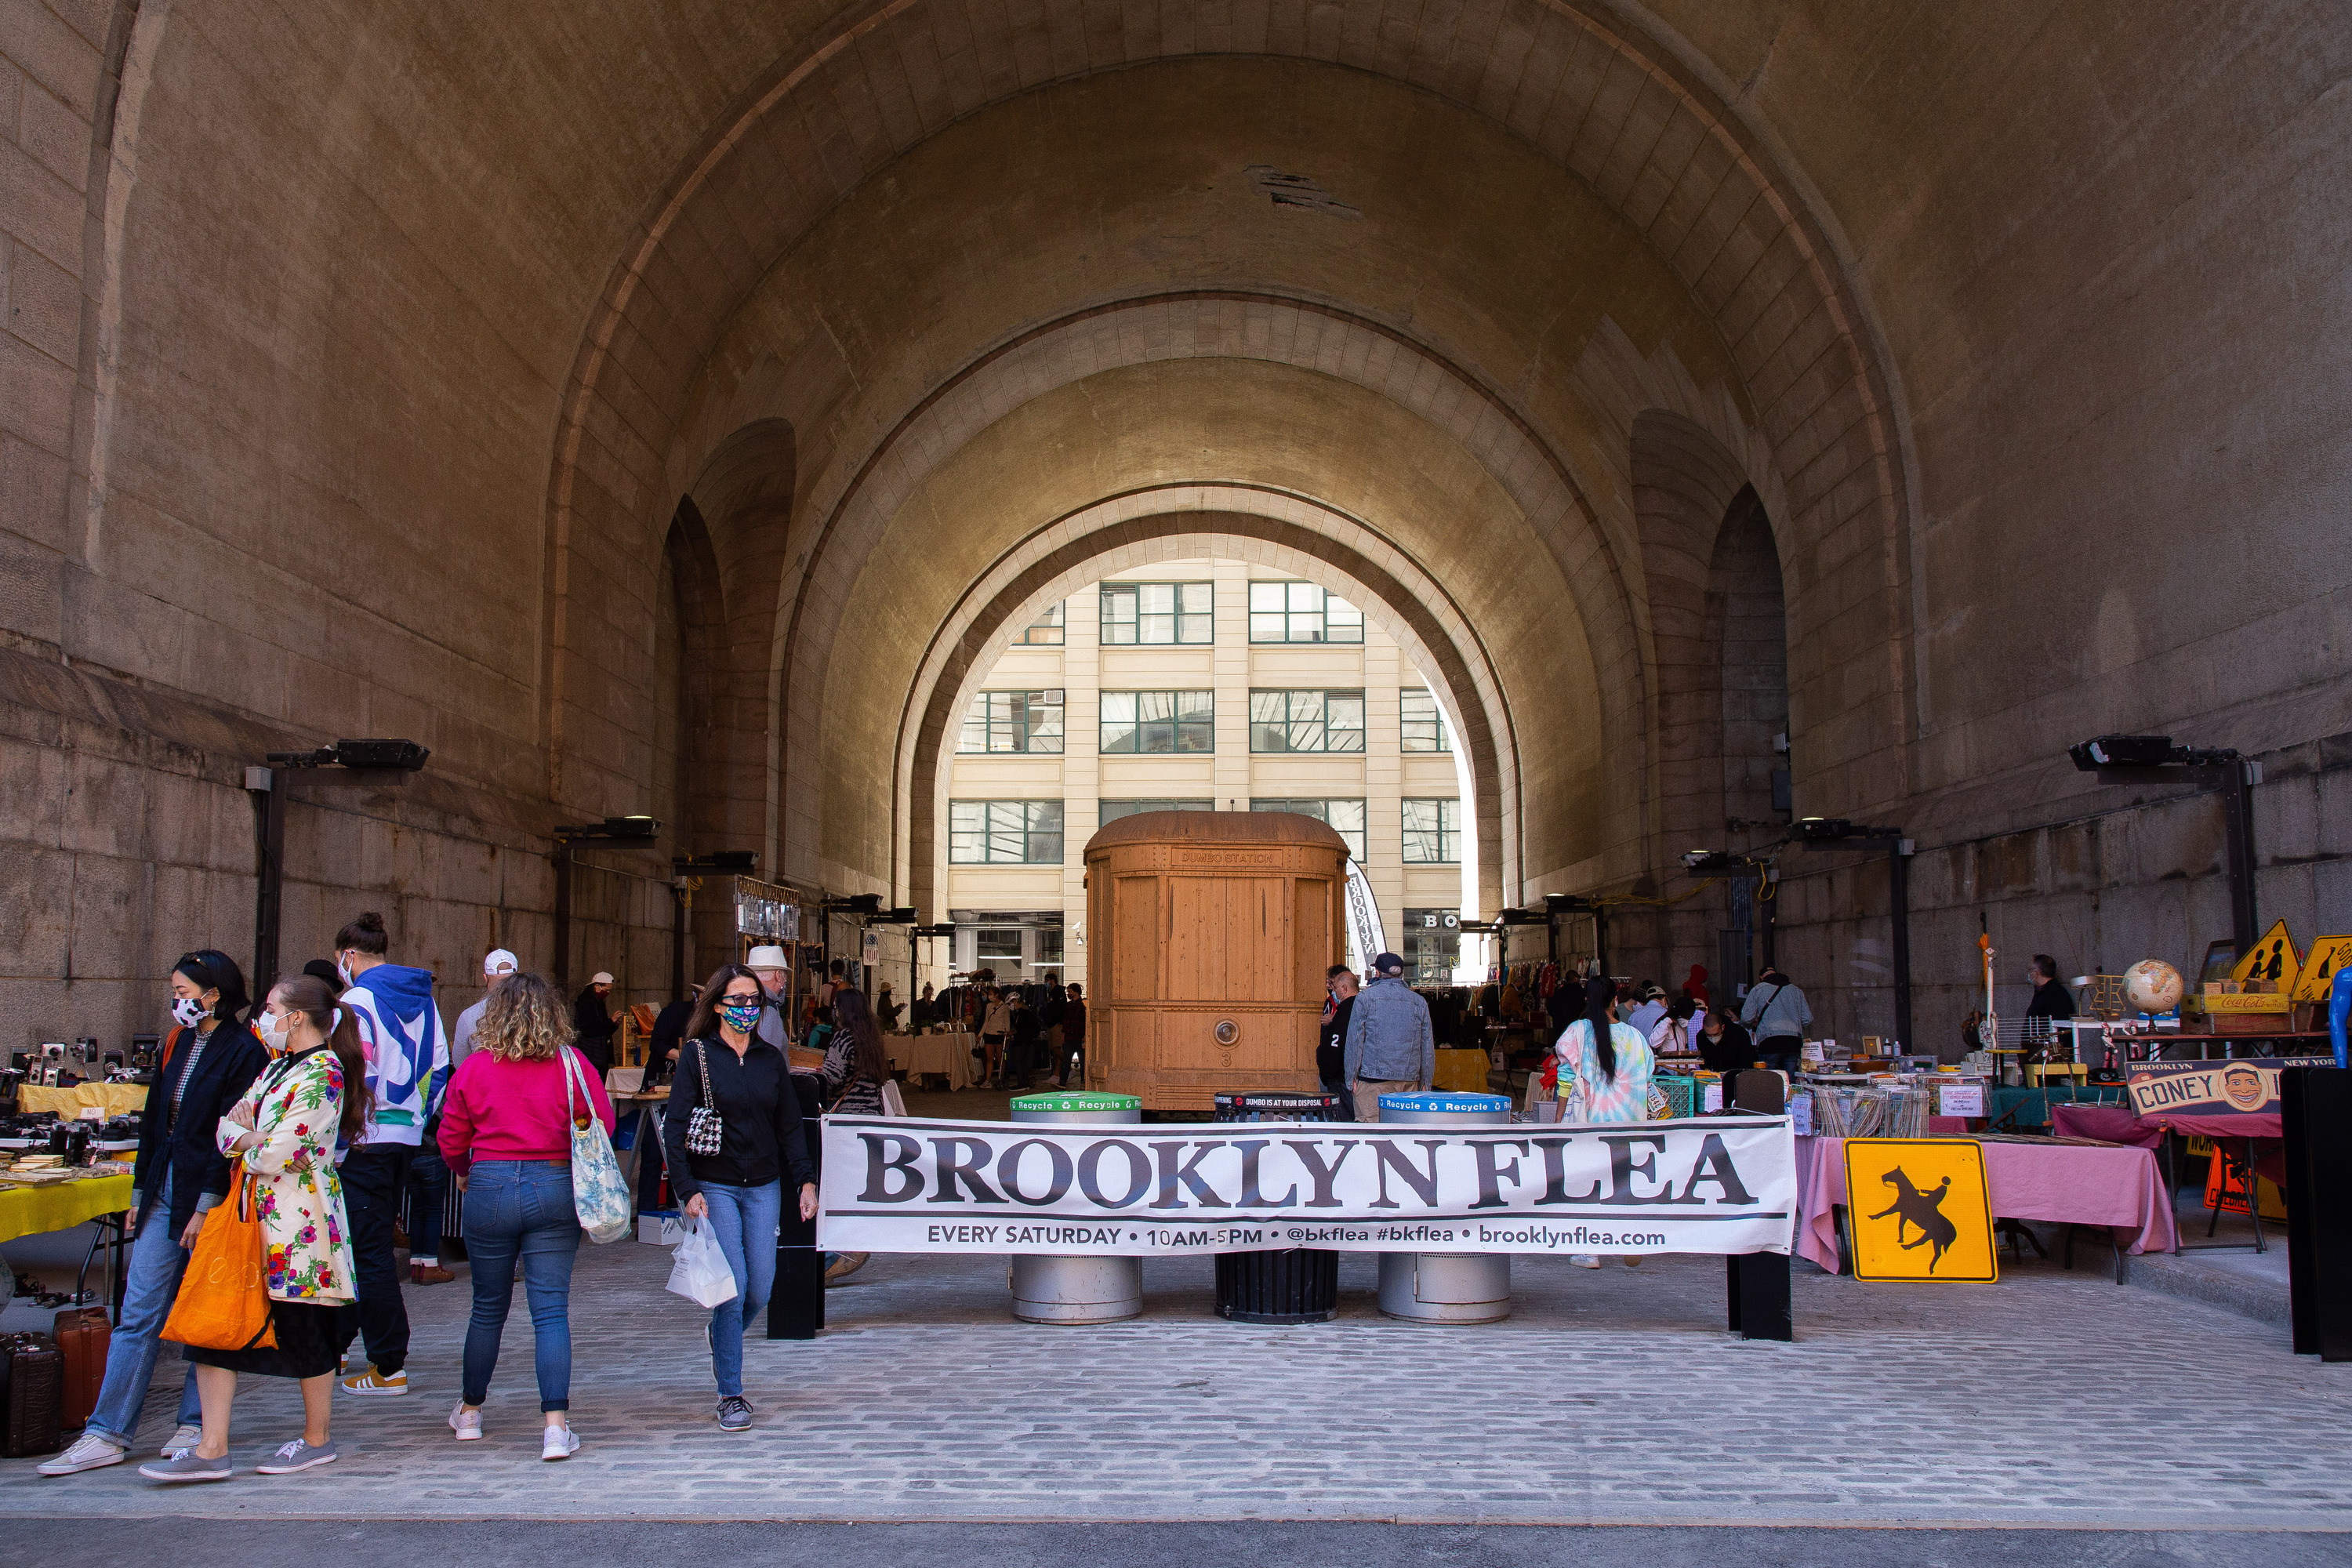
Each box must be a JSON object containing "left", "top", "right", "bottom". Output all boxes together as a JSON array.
[{"left": 665, "top": 1216, "right": 739, "bottom": 1309}]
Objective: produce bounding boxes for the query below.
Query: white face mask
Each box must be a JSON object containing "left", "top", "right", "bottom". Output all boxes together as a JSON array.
[
  {"left": 172, "top": 996, "right": 207, "bottom": 1029},
  {"left": 257, "top": 1007, "right": 294, "bottom": 1052},
  {"left": 336, "top": 955, "right": 354, "bottom": 985}
]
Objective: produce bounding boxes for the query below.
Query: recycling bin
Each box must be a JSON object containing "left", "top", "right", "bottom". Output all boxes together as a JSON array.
[
  {"left": 1008, "top": 1091, "right": 1145, "bottom": 1323},
  {"left": 1213, "top": 1091, "right": 1345, "bottom": 1324},
  {"left": 1377, "top": 1091, "right": 1512, "bottom": 1323}
]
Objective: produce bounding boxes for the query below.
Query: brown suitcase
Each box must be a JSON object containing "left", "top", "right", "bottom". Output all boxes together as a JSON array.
[
  {"left": 0, "top": 1332, "right": 64, "bottom": 1457},
  {"left": 52, "top": 1306, "right": 110, "bottom": 1428}
]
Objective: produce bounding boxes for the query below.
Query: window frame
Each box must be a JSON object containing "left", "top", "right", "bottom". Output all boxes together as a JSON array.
[
  {"left": 1248, "top": 688, "right": 1366, "bottom": 753},
  {"left": 1099, "top": 581, "right": 1213, "bottom": 645},
  {"left": 1098, "top": 798, "right": 1216, "bottom": 824},
  {"left": 1010, "top": 602, "right": 1065, "bottom": 646},
  {"left": 1098, "top": 689, "right": 1216, "bottom": 754},
  {"left": 1400, "top": 688, "right": 1451, "bottom": 753},
  {"left": 1250, "top": 797, "right": 1369, "bottom": 862},
  {"left": 1401, "top": 797, "right": 1463, "bottom": 864},
  {"left": 1247, "top": 581, "right": 1363, "bottom": 644},
  {"left": 948, "top": 800, "right": 1066, "bottom": 864},
  {"left": 956, "top": 689, "right": 1067, "bottom": 754}
]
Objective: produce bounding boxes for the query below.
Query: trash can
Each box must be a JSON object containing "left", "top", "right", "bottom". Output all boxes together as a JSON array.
[
  {"left": 1008, "top": 1091, "right": 1145, "bottom": 1323},
  {"left": 1377, "top": 1091, "right": 1512, "bottom": 1323},
  {"left": 1213, "top": 1091, "right": 1345, "bottom": 1324}
]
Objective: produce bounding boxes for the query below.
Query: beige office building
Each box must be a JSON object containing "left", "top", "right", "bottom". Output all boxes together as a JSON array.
[{"left": 937, "top": 557, "right": 1469, "bottom": 991}]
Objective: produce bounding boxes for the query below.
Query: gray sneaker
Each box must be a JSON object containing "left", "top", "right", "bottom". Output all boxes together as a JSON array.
[
  {"left": 161, "top": 1423, "right": 204, "bottom": 1458},
  {"left": 139, "top": 1450, "right": 234, "bottom": 1483},
  {"left": 256, "top": 1437, "right": 339, "bottom": 1474},
  {"left": 715, "top": 1396, "right": 753, "bottom": 1432},
  {"left": 39, "top": 1432, "right": 127, "bottom": 1475}
]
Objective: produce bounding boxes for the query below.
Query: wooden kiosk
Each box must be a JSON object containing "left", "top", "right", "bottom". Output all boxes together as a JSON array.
[{"left": 1083, "top": 811, "right": 1348, "bottom": 1112}]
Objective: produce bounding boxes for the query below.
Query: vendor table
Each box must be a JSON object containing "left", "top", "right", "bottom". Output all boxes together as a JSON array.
[
  {"left": 1433, "top": 1048, "right": 1490, "bottom": 1092},
  {"left": 889, "top": 1032, "right": 980, "bottom": 1091},
  {"left": 0, "top": 1172, "right": 132, "bottom": 1246},
  {"left": 1985, "top": 1083, "right": 2125, "bottom": 1132},
  {"left": 1795, "top": 1135, "right": 2174, "bottom": 1280},
  {"left": 2051, "top": 1102, "right": 2285, "bottom": 1250},
  {"left": 17, "top": 1083, "right": 148, "bottom": 1117}
]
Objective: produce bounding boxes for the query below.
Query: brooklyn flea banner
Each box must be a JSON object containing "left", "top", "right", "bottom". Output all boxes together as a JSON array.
[{"left": 818, "top": 1115, "right": 1797, "bottom": 1257}]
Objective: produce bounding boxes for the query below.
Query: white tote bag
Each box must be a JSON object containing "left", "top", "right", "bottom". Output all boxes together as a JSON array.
[
  {"left": 665, "top": 1216, "right": 739, "bottom": 1308},
  {"left": 561, "top": 1047, "right": 633, "bottom": 1244}
]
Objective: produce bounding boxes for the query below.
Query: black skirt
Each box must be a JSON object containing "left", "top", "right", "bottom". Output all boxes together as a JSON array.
[{"left": 183, "top": 1298, "right": 342, "bottom": 1380}]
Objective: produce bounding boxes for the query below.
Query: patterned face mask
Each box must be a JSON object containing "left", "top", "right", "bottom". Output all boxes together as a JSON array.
[
  {"left": 171, "top": 996, "right": 207, "bottom": 1028},
  {"left": 718, "top": 999, "right": 763, "bottom": 1033}
]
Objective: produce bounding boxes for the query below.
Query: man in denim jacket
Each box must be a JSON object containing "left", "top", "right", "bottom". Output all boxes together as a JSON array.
[{"left": 1342, "top": 953, "right": 1435, "bottom": 1121}]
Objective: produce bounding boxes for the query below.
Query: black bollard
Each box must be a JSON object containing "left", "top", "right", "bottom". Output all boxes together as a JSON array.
[{"left": 769, "top": 1073, "right": 826, "bottom": 1339}]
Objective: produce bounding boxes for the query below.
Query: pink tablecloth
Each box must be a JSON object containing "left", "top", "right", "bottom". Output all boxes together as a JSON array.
[
  {"left": 2049, "top": 1105, "right": 2285, "bottom": 1185},
  {"left": 1794, "top": 1135, "right": 2177, "bottom": 1272}
]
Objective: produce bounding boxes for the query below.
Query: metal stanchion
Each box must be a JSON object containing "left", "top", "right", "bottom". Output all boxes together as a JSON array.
[
  {"left": 1376, "top": 1091, "right": 1512, "bottom": 1323},
  {"left": 1009, "top": 1091, "right": 1145, "bottom": 1323}
]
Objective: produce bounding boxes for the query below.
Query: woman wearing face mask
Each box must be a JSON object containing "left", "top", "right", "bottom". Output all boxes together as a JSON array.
[
  {"left": 140, "top": 973, "right": 363, "bottom": 1483},
  {"left": 661, "top": 962, "right": 818, "bottom": 1432},
  {"left": 40, "top": 952, "right": 269, "bottom": 1476}
]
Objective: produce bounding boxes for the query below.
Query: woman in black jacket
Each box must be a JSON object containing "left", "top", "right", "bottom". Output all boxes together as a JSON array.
[
  {"left": 662, "top": 963, "right": 818, "bottom": 1433},
  {"left": 39, "top": 949, "right": 269, "bottom": 1475}
]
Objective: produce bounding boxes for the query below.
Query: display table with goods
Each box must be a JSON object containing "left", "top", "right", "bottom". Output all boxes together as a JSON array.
[
  {"left": 1794, "top": 1134, "right": 2175, "bottom": 1279},
  {"left": 16, "top": 1082, "right": 149, "bottom": 1118},
  {"left": 888, "top": 1031, "right": 980, "bottom": 1091}
]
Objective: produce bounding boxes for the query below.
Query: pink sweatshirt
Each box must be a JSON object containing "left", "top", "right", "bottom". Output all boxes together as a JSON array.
[{"left": 437, "top": 1046, "right": 617, "bottom": 1175}]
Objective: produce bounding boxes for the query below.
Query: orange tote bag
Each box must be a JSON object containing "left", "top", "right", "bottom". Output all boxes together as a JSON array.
[{"left": 161, "top": 1160, "right": 277, "bottom": 1352}]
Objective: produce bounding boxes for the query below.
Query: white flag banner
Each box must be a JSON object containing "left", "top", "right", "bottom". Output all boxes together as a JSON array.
[{"left": 818, "top": 1115, "right": 1796, "bottom": 1258}]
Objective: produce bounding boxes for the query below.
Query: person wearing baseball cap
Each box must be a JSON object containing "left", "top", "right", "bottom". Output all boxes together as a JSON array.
[
  {"left": 450, "top": 949, "right": 518, "bottom": 1071},
  {"left": 572, "top": 971, "right": 620, "bottom": 1077},
  {"left": 1342, "top": 951, "right": 1435, "bottom": 1120}
]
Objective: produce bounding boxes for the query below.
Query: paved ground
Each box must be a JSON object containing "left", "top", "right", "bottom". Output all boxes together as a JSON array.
[
  {"left": 4, "top": 1519, "right": 2348, "bottom": 1568},
  {"left": 5, "top": 1215, "right": 2351, "bottom": 1529}
]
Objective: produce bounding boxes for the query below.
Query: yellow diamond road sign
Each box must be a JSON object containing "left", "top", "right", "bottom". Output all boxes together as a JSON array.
[{"left": 1842, "top": 1138, "right": 1997, "bottom": 1283}]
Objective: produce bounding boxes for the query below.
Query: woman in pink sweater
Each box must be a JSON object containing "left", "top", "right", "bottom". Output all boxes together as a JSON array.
[{"left": 435, "top": 973, "right": 615, "bottom": 1460}]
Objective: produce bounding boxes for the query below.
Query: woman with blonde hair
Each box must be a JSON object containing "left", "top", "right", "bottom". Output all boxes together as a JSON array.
[
  {"left": 434, "top": 971, "right": 615, "bottom": 1459},
  {"left": 140, "top": 972, "right": 362, "bottom": 1483}
]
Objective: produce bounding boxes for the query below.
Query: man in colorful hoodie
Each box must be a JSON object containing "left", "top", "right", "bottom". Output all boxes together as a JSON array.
[{"left": 330, "top": 910, "right": 451, "bottom": 1396}]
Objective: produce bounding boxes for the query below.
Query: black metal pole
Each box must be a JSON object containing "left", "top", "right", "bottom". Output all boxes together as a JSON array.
[
  {"left": 553, "top": 841, "right": 573, "bottom": 986},
  {"left": 2220, "top": 761, "right": 2257, "bottom": 955},
  {"left": 248, "top": 767, "right": 287, "bottom": 998},
  {"left": 1890, "top": 841, "right": 1913, "bottom": 1052},
  {"left": 671, "top": 881, "right": 688, "bottom": 1004}
]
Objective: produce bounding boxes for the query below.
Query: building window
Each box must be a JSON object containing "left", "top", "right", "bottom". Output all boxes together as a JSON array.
[
  {"left": 1402, "top": 797, "right": 1462, "bottom": 863},
  {"left": 1100, "top": 691, "right": 1214, "bottom": 753},
  {"left": 1402, "top": 908, "right": 1461, "bottom": 984},
  {"left": 1401, "top": 688, "right": 1451, "bottom": 753},
  {"left": 975, "top": 928, "right": 1025, "bottom": 974},
  {"left": 1248, "top": 582, "right": 1363, "bottom": 644},
  {"left": 1037, "top": 926, "right": 1065, "bottom": 972},
  {"left": 949, "top": 800, "right": 1065, "bottom": 863},
  {"left": 1098, "top": 798, "right": 1215, "bottom": 824},
  {"left": 1251, "top": 798, "right": 1367, "bottom": 862},
  {"left": 1249, "top": 689, "right": 1365, "bottom": 753},
  {"left": 1011, "top": 602, "right": 1065, "bottom": 646},
  {"left": 1100, "top": 582, "right": 1211, "bottom": 644},
  {"left": 958, "top": 690, "right": 1065, "bottom": 753}
]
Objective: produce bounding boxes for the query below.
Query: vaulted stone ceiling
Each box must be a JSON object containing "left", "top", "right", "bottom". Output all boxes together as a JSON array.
[{"left": 22, "top": 0, "right": 2345, "bottom": 1002}]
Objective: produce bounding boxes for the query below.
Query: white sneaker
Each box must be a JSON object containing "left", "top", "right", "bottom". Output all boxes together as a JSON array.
[
  {"left": 38, "top": 1432, "right": 127, "bottom": 1475},
  {"left": 161, "top": 1424, "right": 204, "bottom": 1458},
  {"left": 541, "top": 1422, "right": 580, "bottom": 1461},
  {"left": 1570, "top": 1254, "right": 1602, "bottom": 1268},
  {"left": 448, "top": 1403, "right": 483, "bottom": 1441}
]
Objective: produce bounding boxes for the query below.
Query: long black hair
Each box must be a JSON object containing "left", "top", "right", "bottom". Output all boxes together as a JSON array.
[
  {"left": 829, "top": 987, "right": 891, "bottom": 1088},
  {"left": 175, "top": 949, "right": 252, "bottom": 1026},
  {"left": 1581, "top": 974, "right": 1621, "bottom": 1083}
]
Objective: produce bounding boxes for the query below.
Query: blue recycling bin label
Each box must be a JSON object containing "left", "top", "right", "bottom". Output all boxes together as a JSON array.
[{"left": 1377, "top": 1091, "right": 1510, "bottom": 1113}]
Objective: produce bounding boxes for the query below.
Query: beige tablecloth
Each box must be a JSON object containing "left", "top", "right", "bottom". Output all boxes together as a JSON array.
[
  {"left": 19, "top": 1083, "right": 148, "bottom": 1117},
  {"left": 889, "top": 1032, "right": 980, "bottom": 1091}
]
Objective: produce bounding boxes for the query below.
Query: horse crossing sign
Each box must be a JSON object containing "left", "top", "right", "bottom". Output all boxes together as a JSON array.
[{"left": 1842, "top": 1138, "right": 1998, "bottom": 1283}]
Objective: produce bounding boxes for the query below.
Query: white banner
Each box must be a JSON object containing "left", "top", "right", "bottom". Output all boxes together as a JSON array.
[{"left": 818, "top": 1115, "right": 1795, "bottom": 1257}]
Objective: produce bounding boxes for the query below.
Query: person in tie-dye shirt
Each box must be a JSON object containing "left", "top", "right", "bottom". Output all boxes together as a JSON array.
[{"left": 1554, "top": 975, "right": 1655, "bottom": 1272}]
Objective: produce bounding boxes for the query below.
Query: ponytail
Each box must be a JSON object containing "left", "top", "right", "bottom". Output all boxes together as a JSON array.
[
  {"left": 1581, "top": 975, "right": 1619, "bottom": 1084},
  {"left": 273, "top": 973, "right": 371, "bottom": 1142}
]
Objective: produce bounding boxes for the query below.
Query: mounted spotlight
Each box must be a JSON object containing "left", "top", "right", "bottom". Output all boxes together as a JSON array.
[
  {"left": 1682, "top": 850, "right": 1746, "bottom": 872},
  {"left": 673, "top": 850, "right": 759, "bottom": 873},
  {"left": 825, "top": 893, "right": 884, "bottom": 916},
  {"left": 265, "top": 738, "right": 430, "bottom": 771},
  {"left": 557, "top": 815, "right": 660, "bottom": 844},
  {"left": 873, "top": 907, "right": 921, "bottom": 925},
  {"left": 1793, "top": 817, "right": 1854, "bottom": 842}
]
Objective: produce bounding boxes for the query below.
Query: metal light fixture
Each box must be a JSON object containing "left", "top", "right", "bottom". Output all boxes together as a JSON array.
[
  {"left": 557, "top": 815, "right": 659, "bottom": 844},
  {"left": 2069, "top": 734, "right": 2259, "bottom": 951},
  {"left": 246, "top": 738, "right": 432, "bottom": 998},
  {"left": 265, "top": 738, "right": 430, "bottom": 771},
  {"left": 673, "top": 850, "right": 758, "bottom": 873}
]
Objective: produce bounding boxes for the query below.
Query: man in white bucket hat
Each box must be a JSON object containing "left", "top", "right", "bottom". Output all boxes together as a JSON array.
[{"left": 746, "top": 944, "right": 792, "bottom": 1048}]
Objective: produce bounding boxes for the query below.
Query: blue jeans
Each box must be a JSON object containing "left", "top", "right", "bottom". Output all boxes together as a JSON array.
[
  {"left": 85, "top": 1174, "right": 204, "bottom": 1446},
  {"left": 698, "top": 1179, "right": 779, "bottom": 1398},
  {"left": 407, "top": 1143, "right": 449, "bottom": 1261},
  {"left": 459, "top": 1161, "right": 582, "bottom": 1412}
]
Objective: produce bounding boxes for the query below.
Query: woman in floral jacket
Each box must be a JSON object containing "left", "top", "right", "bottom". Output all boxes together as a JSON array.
[{"left": 142, "top": 972, "right": 365, "bottom": 1484}]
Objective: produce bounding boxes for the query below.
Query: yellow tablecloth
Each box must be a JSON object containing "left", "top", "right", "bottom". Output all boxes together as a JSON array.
[
  {"left": 18, "top": 1083, "right": 148, "bottom": 1116},
  {"left": 1433, "top": 1049, "right": 1492, "bottom": 1092},
  {"left": 889, "top": 1033, "right": 980, "bottom": 1091},
  {"left": 0, "top": 1173, "right": 133, "bottom": 1244}
]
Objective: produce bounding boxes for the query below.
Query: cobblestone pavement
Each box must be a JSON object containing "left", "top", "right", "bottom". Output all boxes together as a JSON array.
[{"left": 5, "top": 1238, "right": 2350, "bottom": 1527}]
